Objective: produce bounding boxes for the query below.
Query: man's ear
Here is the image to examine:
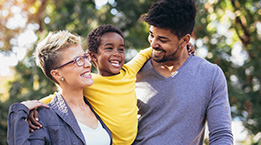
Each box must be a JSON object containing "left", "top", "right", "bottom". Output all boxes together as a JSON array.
[
  {"left": 180, "top": 34, "right": 191, "bottom": 48},
  {"left": 50, "top": 69, "right": 62, "bottom": 82}
]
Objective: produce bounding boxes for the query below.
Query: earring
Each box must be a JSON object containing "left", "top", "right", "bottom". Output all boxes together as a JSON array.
[{"left": 61, "top": 78, "right": 64, "bottom": 82}]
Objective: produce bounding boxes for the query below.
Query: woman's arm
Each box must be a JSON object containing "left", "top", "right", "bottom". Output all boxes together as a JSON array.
[{"left": 7, "top": 102, "right": 49, "bottom": 145}]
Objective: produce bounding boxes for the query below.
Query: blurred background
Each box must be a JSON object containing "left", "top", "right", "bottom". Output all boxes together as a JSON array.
[{"left": 0, "top": 0, "right": 260, "bottom": 144}]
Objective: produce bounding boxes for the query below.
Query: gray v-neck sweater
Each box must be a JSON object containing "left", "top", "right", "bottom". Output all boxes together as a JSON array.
[{"left": 134, "top": 55, "right": 233, "bottom": 145}]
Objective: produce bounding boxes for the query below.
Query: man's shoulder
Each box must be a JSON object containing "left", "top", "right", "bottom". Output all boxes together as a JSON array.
[
  {"left": 192, "top": 55, "right": 220, "bottom": 69},
  {"left": 191, "top": 56, "right": 225, "bottom": 79},
  {"left": 192, "top": 55, "right": 213, "bottom": 64}
]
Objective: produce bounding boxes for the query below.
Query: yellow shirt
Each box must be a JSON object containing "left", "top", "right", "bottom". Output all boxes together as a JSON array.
[{"left": 41, "top": 48, "right": 152, "bottom": 145}]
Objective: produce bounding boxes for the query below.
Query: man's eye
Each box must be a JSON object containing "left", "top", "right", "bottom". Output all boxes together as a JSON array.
[{"left": 160, "top": 40, "right": 167, "bottom": 43}]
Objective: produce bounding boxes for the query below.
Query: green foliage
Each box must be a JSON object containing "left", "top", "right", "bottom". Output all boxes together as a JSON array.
[
  {"left": 0, "top": 49, "right": 57, "bottom": 145},
  {"left": 0, "top": 100, "right": 8, "bottom": 145},
  {"left": 0, "top": 0, "right": 260, "bottom": 144},
  {"left": 195, "top": 0, "right": 261, "bottom": 136}
]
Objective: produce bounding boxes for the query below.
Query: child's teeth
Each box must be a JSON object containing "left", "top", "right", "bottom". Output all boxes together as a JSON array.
[{"left": 111, "top": 61, "right": 119, "bottom": 64}]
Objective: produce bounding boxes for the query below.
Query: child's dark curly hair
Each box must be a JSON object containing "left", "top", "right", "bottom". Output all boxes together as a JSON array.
[
  {"left": 143, "top": 0, "right": 197, "bottom": 39},
  {"left": 87, "top": 24, "right": 124, "bottom": 53}
]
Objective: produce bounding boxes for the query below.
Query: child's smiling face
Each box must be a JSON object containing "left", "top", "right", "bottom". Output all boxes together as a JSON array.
[{"left": 93, "top": 32, "right": 125, "bottom": 76}]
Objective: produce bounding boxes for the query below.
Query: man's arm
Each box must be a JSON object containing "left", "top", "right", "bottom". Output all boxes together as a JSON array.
[{"left": 207, "top": 66, "right": 233, "bottom": 144}]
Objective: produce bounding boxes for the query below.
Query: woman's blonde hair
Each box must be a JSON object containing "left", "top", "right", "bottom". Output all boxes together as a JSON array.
[{"left": 34, "top": 30, "right": 82, "bottom": 84}]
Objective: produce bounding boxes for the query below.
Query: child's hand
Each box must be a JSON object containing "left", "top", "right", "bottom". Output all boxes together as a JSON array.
[
  {"left": 27, "top": 109, "right": 42, "bottom": 132},
  {"left": 187, "top": 43, "right": 196, "bottom": 56},
  {"left": 21, "top": 100, "right": 48, "bottom": 132}
]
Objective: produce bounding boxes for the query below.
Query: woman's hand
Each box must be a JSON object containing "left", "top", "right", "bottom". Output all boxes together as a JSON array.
[{"left": 21, "top": 100, "right": 49, "bottom": 111}]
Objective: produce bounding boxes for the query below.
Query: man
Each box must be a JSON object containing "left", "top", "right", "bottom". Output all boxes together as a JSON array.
[{"left": 134, "top": 0, "right": 233, "bottom": 144}]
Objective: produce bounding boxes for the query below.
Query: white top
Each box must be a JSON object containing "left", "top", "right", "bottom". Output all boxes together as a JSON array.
[{"left": 77, "top": 120, "right": 110, "bottom": 145}]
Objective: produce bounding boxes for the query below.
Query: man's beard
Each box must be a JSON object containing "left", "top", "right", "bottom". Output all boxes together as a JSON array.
[{"left": 152, "top": 45, "right": 181, "bottom": 63}]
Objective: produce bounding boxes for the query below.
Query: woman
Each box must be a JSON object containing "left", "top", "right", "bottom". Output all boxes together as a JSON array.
[{"left": 7, "top": 31, "right": 112, "bottom": 145}]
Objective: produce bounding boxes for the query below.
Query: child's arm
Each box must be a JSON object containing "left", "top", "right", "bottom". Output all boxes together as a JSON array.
[
  {"left": 125, "top": 43, "right": 195, "bottom": 74},
  {"left": 39, "top": 93, "right": 56, "bottom": 104},
  {"left": 125, "top": 47, "right": 152, "bottom": 74},
  {"left": 27, "top": 93, "right": 56, "bottom": 132}
]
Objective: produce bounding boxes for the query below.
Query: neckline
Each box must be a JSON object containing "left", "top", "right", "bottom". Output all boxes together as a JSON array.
[
  {"left": 77, "top": 120, "right": 101, "bottom": 131},
  {"left": 148, "top": 54, "right": 193, "bottom": 80},
  {"left": 95, "top": 69, "right": 123, "bottom": 80}
]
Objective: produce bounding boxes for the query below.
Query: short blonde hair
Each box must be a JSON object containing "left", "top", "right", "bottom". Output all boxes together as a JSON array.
[{"left": 34, "top": 30, "right": 82, "bottom": 84}]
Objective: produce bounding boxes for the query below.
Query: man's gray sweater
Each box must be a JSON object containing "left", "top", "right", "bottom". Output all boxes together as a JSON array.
[{"left": 134, "top": 55, "right": 233, "bottom": 145}]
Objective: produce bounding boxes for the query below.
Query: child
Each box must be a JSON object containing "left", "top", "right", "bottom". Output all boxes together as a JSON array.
[
  {"left": 34, "top": 24, "right": 195, "bottom": 144},
  {"left": 83, "top": 24, "right": 152, "bottom": 144}
]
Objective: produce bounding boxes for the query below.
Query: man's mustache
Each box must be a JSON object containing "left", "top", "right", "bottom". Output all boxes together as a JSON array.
[{"left": 152, "top": 47, "right": 166, "bottom": 52}]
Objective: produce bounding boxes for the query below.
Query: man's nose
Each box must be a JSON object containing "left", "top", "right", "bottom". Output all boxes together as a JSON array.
[{"left": 150, "top": 38, "right": 159, "bottom": 48}]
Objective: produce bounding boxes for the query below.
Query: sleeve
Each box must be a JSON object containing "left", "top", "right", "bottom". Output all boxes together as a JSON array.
[
  {"left": 207, "top": 66, "right": 234, "bottom": 145},
  {"left": 7, "top": 103, "right": 47, "bottom": 145},
  {"left": 39, "top": 92, "right": 56, "bottom": 104},
  {"left": 125, "top": 47, "right": 152, "bottom": 74}
]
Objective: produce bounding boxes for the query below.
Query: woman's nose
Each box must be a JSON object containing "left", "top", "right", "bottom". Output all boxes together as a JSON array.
[{"left": 83, "top": 58, "right": 92, "bottom": 68}]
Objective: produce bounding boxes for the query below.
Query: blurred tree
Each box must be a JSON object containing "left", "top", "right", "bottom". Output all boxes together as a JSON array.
[
  {"left": 0, "top": 0, "right": 260, "bottom": 144},
  {"left": 194, "top": 0, "right": 261, "bottom": 136}
]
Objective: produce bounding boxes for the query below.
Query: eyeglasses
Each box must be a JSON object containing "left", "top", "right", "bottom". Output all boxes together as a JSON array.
[{"left": 54, "top": 53, "right": 91, "bottom": 69}]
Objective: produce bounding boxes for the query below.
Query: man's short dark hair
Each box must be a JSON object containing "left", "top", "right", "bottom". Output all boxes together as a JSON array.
[
  {"left": 143, "top": 0, "right": 197, "bottom": 39},
  {"left": 87, "top": 24, "right": 124, "bottom": 53}
]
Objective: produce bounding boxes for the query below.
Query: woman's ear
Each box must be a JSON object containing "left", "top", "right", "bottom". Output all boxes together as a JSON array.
[{"left": 50, "top": 69, "right": 63, "bottom": 83}]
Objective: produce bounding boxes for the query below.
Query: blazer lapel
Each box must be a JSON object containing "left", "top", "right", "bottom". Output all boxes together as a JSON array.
[{"left": 49, "top": 93, "right": 86, "bottom": 144}]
